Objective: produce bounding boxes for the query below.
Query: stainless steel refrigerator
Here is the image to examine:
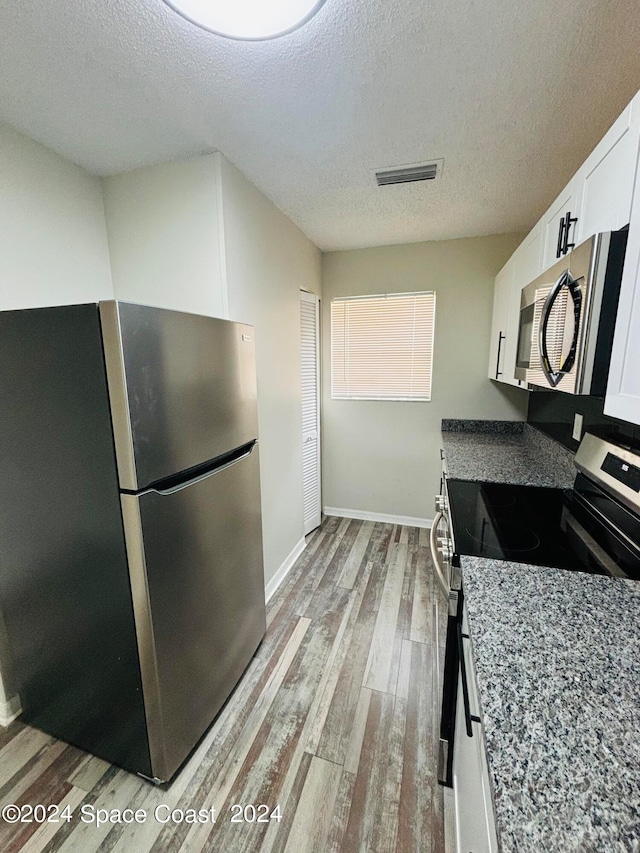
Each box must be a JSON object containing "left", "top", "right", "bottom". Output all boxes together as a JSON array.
[{"left": 0, "top": 301, "right": 266, "bottom": 783}]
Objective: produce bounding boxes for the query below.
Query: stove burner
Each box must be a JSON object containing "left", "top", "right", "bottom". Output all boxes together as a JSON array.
[{"left": 464, "top": 519, "right": 541, "bottom": 553}]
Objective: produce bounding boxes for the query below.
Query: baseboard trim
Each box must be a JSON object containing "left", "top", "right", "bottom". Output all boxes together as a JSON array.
[
  {"left": 265, "top": 536, "right": 307, "bottom": 603},
  {"left": 0, "top": 694, "right": 21, "bottom": 727},
  {"left": 323, "top": 507, "right": 433, "bottom": 529}
]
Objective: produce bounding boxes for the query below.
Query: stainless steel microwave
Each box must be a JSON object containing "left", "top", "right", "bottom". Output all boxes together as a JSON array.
[{"left": 515, "top": 230, "right": 627, "bottom": 395}]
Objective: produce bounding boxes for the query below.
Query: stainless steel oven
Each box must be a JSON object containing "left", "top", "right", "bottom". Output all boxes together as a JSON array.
[
  {"left": 515, "top": 230, "right": 626, "bottom": 394},
  {"left": 432, "top": 458, "right": 463, "bottom": 789}
]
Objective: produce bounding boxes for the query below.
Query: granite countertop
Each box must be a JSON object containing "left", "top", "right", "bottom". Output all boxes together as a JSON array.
[
  {"left": 441, "top": 419, "right": 576, "bottom": 488},
  {"left": 461, "top": 557, "right": 640, "bottom": 853}
]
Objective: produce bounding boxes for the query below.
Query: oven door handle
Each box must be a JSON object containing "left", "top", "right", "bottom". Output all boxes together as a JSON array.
[
  {"left": 429, "top": 512, "right": 450, "bottom": 597},
  {"left": 539, "top": 269, "right": 583, "bottom": 388}
]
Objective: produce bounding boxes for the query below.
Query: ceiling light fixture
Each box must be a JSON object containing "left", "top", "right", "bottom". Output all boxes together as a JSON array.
[{"left": 161, "top": 0, "right": 327, "bottom": 40}]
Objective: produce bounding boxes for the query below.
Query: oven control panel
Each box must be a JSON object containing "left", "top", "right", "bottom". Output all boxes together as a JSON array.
[
  {"left": 601, "top": 452, "right": 640, "bottom": 493},
  {"left": 575, "top": 432, "right": 640, "bottom": 514}
]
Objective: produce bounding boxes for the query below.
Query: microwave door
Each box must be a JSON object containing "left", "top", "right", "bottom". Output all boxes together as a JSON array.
[
  {"left": 516, "top": 232, "right": 615, "bottom": 395},
  {"left": 515, "top": 302, "right": 535, "bottom": 381},
  {"left": 516, "top": 279, "right": 557, "bottom": 386},
  {"left": 518, "top": 270, "right": 583, "bottom": 392},
  {"left": 515, "top": 273, "right": 562, "bottom": 384}
]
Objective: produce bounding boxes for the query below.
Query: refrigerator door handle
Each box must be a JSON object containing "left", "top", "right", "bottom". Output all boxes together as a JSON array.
[{"left": 149, "top": 441, "right": 257, "bottom": 496}]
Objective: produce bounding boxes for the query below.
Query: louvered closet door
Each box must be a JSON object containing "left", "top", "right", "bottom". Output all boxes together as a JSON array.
[{"left": 300, "top": 291, "right": 321, "bottom": 535}]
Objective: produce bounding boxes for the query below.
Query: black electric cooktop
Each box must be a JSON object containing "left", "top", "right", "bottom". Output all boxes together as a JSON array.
[{"left": 446, "top": 480, "right": 588, "bottom": 571}]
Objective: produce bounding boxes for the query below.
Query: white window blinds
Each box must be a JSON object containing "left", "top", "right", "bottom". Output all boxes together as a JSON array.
[{"left": 331, "top": 292, "right": 436, "bottom": 401}]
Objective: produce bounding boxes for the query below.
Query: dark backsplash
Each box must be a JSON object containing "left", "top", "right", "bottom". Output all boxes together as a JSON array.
[{"left": 527, "top": 389, "right": 640, "bottom": 453}]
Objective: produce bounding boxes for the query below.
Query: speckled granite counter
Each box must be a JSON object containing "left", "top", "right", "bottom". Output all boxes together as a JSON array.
[
  {"left": 461, "top": 556, "right": 640, "bottom": 853},
  {"left": 441, "top": 420, "right": 576, "bottom": 488}
]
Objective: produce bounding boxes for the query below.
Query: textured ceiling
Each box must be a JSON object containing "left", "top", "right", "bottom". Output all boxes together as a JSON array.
[{"left": 1, "top": 0, "right": 640, "bottom": 250}]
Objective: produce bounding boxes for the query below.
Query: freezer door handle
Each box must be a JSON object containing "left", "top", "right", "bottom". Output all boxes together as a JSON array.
[{"left": 149, "top": 441, "right": 257, "bottom": 496}]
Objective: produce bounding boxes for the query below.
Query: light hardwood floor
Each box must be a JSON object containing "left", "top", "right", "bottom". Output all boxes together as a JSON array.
[{"left": 0, "top": 516, "right": 447, "bottom": 852}]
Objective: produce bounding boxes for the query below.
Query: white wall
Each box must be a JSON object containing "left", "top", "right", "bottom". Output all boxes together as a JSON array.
[
  {"left": 103, "top": 154, "right": 226, "bottom": 317},
  {"left": 218, "top": 155, "right": 322, "bottom": 587},
  {"left": 0, "top": 123, "right": 113, "bottom": 309},
  {"left": 321, "top": 235, "right": 529, "bottom": 522},
  {"left": 0, "top": 122, "right": 115, "bottom": 720}
]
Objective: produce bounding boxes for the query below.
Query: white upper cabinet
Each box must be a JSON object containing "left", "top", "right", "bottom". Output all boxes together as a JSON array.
[
  {"left": 490, "top": 88, "right": 640, "bottom": 396},
  {"left": 487, "top": 232, "right": 538, "bottom": 388},
  {"left": 513, "top": 220, "right": 544, "bottom": 288},
  {"left": 488, "top": 260, "right": 514, "bottom": 384},
  {"left": 540, "top": 182, "right": 578, "bottom": 273},
  {"left": 503, "top": 223, "right": 543, "bottom": 387},
  {"left": 605, "top": 127, "right": 640, "bottom": 425},
  {"left": 574, "top": 96, "right": 640, "bottom": 244}
]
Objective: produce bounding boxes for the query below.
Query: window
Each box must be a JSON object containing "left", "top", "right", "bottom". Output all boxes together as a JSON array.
[{"left": 331, "top": 291, "right": 436, "bottom": 401}]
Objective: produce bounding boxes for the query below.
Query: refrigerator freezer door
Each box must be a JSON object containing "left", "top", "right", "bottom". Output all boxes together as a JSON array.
[
  {"left": 100, "top": 301, "right": 259, "bottom": 490},
  {"left": 121, "top": 443, "right": 265, "bottom": 782}
]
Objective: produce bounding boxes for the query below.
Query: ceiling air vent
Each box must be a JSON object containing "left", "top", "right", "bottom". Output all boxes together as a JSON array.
[{"left": 375, "top": 159, "right": 443, "bottom": 187}]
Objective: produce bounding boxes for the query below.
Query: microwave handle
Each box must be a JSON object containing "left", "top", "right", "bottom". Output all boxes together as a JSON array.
[{"left": 539, "top": 269, "right": 583, "bottom": 387}]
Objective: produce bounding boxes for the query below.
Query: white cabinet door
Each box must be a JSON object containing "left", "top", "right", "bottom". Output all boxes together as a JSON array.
[
  {"left": 541, "top": 182, "right": 578, "bottom": 272},
  {"left": 513, "top": 220, "right": 544, "bottom": 285},
  {"left": 300, "top": 291, "right": 321, "bottom": 534},
  {"left": 605, "top": 139, "right": 640, "bottom": 425},
  {"left": 488, "top": 229, "right": 541, "bottom": 388},
  {"left": 503, "top": 223, "right": 544, "bottom": 388},
  {"left": 453, "top": 609, "right": 499, "bottom": 853},
  {"left": 487, "top": 261, "right": 514, "bottom": 384},
  {"left": 574, "top": 95, "right": 640, "bottom": 242}
]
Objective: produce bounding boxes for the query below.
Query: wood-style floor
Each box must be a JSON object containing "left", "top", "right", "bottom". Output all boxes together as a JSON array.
[{"left": 0, "top": 516, "right": 448, "bottom": 853}]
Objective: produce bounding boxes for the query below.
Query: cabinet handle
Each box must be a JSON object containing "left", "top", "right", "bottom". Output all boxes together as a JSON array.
[
  {"left": 457, "top": 624, "right": 481, "bottom": 738},
  {"left": 495, "top": 332, "right": 505, "bottom": 379},
  {"left": 563, "top": 210, "right": 578, "bottom": 254},
  {"left": 556, "top": 216, "right": 566, "bottom": 259}
]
